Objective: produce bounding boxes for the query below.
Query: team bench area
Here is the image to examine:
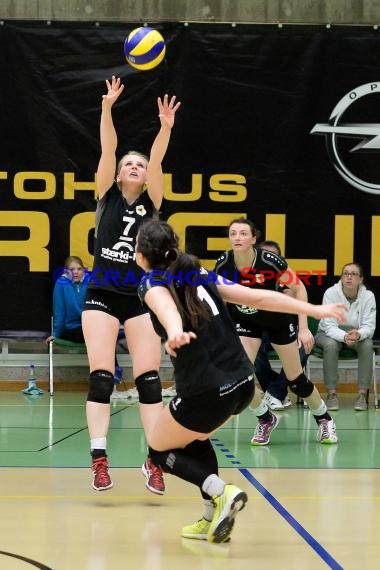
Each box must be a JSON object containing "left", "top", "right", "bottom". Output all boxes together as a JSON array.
[
  {"left": 0, "top": 330, "right": 174, "bottom": 393},
  {"left": 0, "top": 330, "right": 379, "bottom": 405}
]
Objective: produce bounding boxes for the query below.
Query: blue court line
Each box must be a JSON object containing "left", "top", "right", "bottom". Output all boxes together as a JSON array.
[
  {"left": 211, "top": 438, "right": 343, "bottom": 570},
  {"left": 240, "top": 468, "right": 343, "bottom": 570}
]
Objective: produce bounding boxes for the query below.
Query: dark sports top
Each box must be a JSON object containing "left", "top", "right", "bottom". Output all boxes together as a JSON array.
[
  {"left": 88, "top": 185, "right": 156, "bottom": 295},
  {"left": 214, "top": 248, "right": 294, "bottom": 328},
  {"left": 138, "top": 269, "right": 253, "bottom": 397}
]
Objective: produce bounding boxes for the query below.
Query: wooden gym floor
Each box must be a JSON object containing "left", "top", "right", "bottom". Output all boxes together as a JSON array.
[{"left": 0, "top": 391, "right": 379, "bottom": 569}]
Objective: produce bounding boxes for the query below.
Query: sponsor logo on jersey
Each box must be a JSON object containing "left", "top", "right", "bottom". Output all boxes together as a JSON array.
[
  {"left": 171, "top": 397, "right": 182, "bottom": 411},
  {"left": 235, "top": 323, "right": 251, "bottom": 333},
  {"left": 236, "top": 305, "right": 258, "bottom": 315},
  {"left": 136, "top": 205, "right": 147, "bottom": 216},
  {"left": 101, "top": 247, "right": 136, "bottom": 262}
]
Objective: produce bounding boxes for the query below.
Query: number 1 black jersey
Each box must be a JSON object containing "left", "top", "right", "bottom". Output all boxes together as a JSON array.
[
  {"left": 138, "top": 270, "right": 254, "bottom": 398},
  {"left": 88, "top": 185, "right": 155, "bottom": 295}
]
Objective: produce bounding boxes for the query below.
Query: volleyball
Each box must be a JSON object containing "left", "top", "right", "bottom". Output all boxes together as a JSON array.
[{"left": 124, "top": 27, "right": 166, "bottom": 71}]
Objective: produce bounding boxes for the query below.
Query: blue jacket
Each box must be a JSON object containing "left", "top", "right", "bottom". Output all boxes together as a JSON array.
[{"left": 52, "top": 275, "right": 89, "bottom": 338}]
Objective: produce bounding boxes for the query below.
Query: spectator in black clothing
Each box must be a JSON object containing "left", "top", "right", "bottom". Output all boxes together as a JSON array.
[{"left": 254, "top": 240, "right": 310, "bottom": 411}]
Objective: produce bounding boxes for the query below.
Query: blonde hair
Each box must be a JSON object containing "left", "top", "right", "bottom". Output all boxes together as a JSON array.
[
  {"left": 117, "top": 150, "right": 149, "bottom": 175},
  {"left": 64, "top": 256, "right": 84, "bottom": 268}
]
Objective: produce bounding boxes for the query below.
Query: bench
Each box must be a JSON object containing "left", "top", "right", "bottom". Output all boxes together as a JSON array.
[
  {"left": 0, "top": 330, "right": 131, "bottom": 368},
  {"left": 268, "top": 342, "right": 380, "bottom": 408},
  {"left": 0, "top": 330, "right": 49, "bottom": 367}
]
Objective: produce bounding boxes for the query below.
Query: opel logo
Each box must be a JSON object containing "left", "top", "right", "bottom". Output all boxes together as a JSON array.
[{"left": 311, "top": 82, "right": 380, "bottom": 195}]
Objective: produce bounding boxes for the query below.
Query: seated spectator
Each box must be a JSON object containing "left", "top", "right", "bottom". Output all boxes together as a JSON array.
[
  {"left": 315, "top": 262, "right": 376, "bottom": 411},
  {"left": 254, "top": 240, "right": 311, "bottom": 411},
  {"left": 47, "top": 256, "right": 123, "bottom": 390},
  {"left": 46, "top": 256, "right": 89, "bottom": 343}
]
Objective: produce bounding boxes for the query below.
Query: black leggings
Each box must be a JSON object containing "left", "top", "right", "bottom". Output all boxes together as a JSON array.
[{"left": 149, "top": 439, "right": 218, "bottom": 499}]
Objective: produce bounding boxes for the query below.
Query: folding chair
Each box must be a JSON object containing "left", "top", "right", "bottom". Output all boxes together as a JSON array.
[
  {"left": 48, "top": 337, "right": 87, "bottom": 396},
  {"left": 48, "top": 321, "right": 126, "bottom": 396},
  {"left": 374, "top": 341, "right": 380, "bottom": 408}
]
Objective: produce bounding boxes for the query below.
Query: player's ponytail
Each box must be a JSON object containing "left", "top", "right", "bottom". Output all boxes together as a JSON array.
[
  {"left": 168, "top": 252, "right": 210, "bottom": 328},
  {"left": 137, "top": 219, "right": 210, "bottom": 328}
]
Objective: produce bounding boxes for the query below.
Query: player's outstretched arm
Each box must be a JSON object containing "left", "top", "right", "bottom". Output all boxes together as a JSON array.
[
  {"left": 97, "top": 76, "right": 125, "bottom": 198},
  {"left": 146, "top": 94, "right": 181, "bottom": 209},
  {"left": 217, "top": 281, "right": 347, "bottom": 324}
]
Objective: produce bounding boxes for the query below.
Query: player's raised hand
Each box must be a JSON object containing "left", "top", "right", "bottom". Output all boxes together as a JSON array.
[
  {"left": 158, "top": 94, "right": 181, "bottom": 129},
  {"left": 102, "top": 76, "right": 124, "bottom": 107}
]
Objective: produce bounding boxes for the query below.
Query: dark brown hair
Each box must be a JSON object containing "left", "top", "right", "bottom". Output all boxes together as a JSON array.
[
  {"left": 257, "top": 240, "right": 282, "bottom": 256},
  {"left": 137, "top": 219, "right": 210, "bottom": 328},
  {"left": 228, "top": 217, "right": 261, "bottom": 240}
]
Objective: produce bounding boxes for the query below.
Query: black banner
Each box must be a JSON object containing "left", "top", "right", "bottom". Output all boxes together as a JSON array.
[{"left": 0, "top": 22, "right": 379, "bottom": 332}]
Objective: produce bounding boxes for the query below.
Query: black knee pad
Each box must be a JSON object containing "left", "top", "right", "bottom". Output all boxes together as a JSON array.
[
  {"left": 287, "top": 372, "right": 314, "bottom": 398},
  {"left": 148, "top": 447, "right": 172, "bottom": 473},
  {"left": 87, "top": 370, "right": 114, "bottom": 403},
  {"left": 185, "top": 439, "right": 218, "bottom": 476},
  {"left": 149, "top": 445, "right": 213, "bottom": 488},
  {"left": 185, "top": 439, "right": 213, "bottom": 458},
  {"left": 135, "top": 370, "right": 162, "bottom": 404}
]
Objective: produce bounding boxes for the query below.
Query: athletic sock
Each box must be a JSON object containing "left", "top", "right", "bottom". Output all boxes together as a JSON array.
[
  {"left": 202, "top": 474, "right": 225, "bottom": 497},
  {"left": 91, "top": 437, "right": 107, "bottom": 458}
]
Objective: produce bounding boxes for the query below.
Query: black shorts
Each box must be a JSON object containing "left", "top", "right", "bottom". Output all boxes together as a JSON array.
[
  {"left": 168, "top": 376, "right": 254, "bottom": 433},
  {"left": 234, "top": 319, "right": 297, "bottom": 345},
  {"left": 83, "top": 288, "right": 147, "bottom": 324}
]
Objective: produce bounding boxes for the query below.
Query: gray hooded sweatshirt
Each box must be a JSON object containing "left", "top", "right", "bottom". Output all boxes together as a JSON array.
[{"left": 317, "top": 281, "right": 376, "bottom": 342}]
